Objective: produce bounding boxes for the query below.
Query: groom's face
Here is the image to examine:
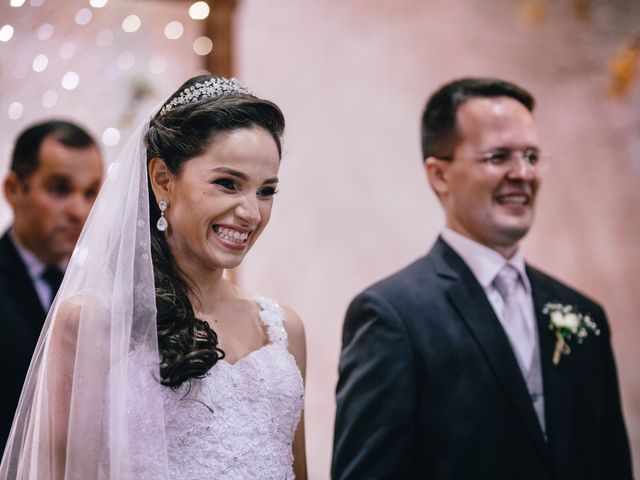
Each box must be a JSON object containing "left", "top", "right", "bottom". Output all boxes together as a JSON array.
[{"left": 438, "top": 96, "right": 542, "bottom": 257}]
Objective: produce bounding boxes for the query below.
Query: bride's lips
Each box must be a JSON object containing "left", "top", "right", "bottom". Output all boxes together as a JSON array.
[{"left": 211, "top": 224, "right": 252, "bottom": 250}]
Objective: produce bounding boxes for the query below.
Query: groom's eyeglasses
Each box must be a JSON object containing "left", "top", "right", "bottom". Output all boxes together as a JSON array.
[{"left": 438, "top": 148, "right": 551, "bottom": 175}]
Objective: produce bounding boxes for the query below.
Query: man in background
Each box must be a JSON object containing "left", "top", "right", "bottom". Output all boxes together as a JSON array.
[
  {"left": 332, "top": 78, "right": 633, "bottom": 479},
  {"left": 0, "top": 120, "right": 103, "bottom": 452}
]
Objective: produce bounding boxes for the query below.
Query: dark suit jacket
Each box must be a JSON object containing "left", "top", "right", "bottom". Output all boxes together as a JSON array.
[
  {"left": 0, "top": 231, "right": 47, "bottom": 453},
  {"left": 333, "top": 238, "right": 633, "bottom": 480}
]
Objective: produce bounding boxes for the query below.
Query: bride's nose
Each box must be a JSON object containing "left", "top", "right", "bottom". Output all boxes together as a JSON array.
[{"left": 234, "top": 195, "right": 260, "bottom": 225}]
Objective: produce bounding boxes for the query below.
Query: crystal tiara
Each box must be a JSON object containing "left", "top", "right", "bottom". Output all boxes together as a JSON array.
[{"left": 159, "top": 77, "right": 252, "bottom": 116}]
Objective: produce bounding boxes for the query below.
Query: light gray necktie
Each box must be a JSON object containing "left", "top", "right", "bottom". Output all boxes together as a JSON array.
[
  {"left": 492, "top": 264, "right": 534, "bottom": 375},
  {"left": 493, "top": 264, "right": 546, "bottom": 435}
]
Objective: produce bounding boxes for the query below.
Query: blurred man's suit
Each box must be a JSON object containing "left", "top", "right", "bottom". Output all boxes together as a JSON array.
[{"left": 0, "top": 232, "right": 51, "bottom": 451}]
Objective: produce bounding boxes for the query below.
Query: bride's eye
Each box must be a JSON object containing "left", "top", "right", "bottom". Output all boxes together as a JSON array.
[
  {"left": 257, "top": 186, "right": 278, "bottom": 198},
  {"left": 212, "top": 178, "right": 238, "bottom": 191}
]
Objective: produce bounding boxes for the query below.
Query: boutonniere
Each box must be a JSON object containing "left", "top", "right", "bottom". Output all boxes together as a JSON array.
[{"left": 543, "top": 302, "right": 600, "bottom": 365}]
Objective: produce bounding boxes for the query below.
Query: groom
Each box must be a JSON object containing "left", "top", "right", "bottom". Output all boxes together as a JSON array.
[{"left": 332, "top": 78, "right": 633, "bottom": 479}]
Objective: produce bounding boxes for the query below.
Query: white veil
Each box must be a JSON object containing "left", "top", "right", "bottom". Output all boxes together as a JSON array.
[{"left": 0, "top": 117, "right": 170, "bottom": 479}]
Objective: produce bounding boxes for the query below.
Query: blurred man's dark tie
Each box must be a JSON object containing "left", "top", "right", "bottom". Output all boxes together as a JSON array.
[{"left": 41, "top": 266, "right": 64, "bottom": 304}]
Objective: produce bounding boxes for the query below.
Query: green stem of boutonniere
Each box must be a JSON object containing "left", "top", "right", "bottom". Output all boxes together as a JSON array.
[{"left": 552, "top": 331, "right": 571, "bottom": 365}]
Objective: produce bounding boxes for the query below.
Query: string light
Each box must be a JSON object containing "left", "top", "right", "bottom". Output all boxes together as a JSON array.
[
  {"left": 96, "top": 29, "right": 114, "bottom": 47},
  {"left": 32, "top": 54, "right": 48, "bottom": 72},
  {"left": 75, "top": 8, "right": 93, "bottom": 26},
  {"left": 62, "top": 71, "right": 80, "bottom": 90},
  {"left": 102, "top": 127, "right": 121, "bottom": 146},
  {"left": 8, "top": 102, "right": 24, "bottom": 120},
  {"left": 189, "top": 1, "right": 210, "bottom": 20},
  {"left": 164, "top": 21, "right": 184, "bottom": 40},
  {"left": 122, "top": 15, "right": 141, "bottom": 33},
  {"left": 42, "top": 90, "right": 58, "bottom": 108},
  {"left": 193, "top": 36, "right": 213, "bottom": 56},
  {"left": 116, "top": 51, "right": 135, "bottom": 70},
  {"left": 0, "top": 25, "right": 14, "bottom": 42},
  {"left": 59, "top": 41, "right": 77, "bottom": 59},
  {"left": 37, "top": 23, "right": 54, "bottom": 41}
]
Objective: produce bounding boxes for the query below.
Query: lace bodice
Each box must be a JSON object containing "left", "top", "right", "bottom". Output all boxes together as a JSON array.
[{"left": 161, "top": 296, "right": 304, "bottom": 479}]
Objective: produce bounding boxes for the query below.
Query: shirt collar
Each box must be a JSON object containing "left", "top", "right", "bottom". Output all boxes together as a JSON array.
[
  {"left": 441, "top": 228, "right": 531, "bottom": 293},
  {"left": 10, "top": 230, "right": 67, "bottom": 278},
  {"left": 10, "top": 230, "right": 47, "bottom": 279}
]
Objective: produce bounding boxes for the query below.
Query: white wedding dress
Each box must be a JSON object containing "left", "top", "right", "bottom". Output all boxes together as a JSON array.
[{"left": 127, "top": 296, "right": 304, "bottom": 480}]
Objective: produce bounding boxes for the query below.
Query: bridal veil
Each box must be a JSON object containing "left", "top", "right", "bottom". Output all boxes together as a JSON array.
[{"left": 0, "top": 118, "right": 170, "bottom": 479}]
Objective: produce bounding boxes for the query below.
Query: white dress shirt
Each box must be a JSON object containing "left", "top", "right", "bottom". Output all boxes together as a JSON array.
[
  {"left": 441, "top": 228, "right": 537, "bottom": 372},
  {"left": 10, "top": 232, "right": 65, "bottom": 310}
]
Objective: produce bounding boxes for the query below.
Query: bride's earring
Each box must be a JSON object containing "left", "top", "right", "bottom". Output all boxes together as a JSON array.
[{"left": 156, "top": 200, "right": 168, "bottom": 232}]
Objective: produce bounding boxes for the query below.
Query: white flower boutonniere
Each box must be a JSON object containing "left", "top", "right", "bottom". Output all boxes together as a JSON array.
[{"left": 543, "top": 302, "right": 600, "bottom": 365}]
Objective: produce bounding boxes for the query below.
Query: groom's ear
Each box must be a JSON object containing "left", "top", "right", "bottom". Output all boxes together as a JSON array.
[
  {"left": 148, "top": 157, "right": 173, "bottom": 199},
  {"left": 424, "top": 156, "right": 450, "bottom": 199}
]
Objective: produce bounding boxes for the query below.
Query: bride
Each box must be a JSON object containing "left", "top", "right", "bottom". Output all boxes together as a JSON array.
[{"left": 0, "top": 75, "right": 307, "bottom": 479}]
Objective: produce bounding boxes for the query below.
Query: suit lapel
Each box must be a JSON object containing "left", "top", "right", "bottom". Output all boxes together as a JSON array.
[
  {"left": 432, "top": 239, "right": 551, "bottom": 467},
  {"left": 528, "top": 266, "right": 572, "bottom": 469},
  {"left": 0, "top": 232, "right": 47, "bottom": 336}
]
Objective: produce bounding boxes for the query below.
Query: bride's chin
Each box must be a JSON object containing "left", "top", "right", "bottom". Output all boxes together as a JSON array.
[{"left": 210, "top": 252, "right": 247, "bottom": 271}]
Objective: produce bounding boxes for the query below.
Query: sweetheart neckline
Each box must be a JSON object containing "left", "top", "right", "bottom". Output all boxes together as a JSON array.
[{"left": 216, "top": 342, "right": 277, "bottom": 368}]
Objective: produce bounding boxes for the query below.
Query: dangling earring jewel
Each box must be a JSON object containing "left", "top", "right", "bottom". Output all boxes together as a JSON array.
[{"left": 156, "top": 200, "right": 168, "bottom": 232}]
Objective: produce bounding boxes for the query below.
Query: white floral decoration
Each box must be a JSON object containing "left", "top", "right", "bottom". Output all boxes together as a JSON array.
[{"left": 543, "top": 302, "right": 600, "bottom": 365}]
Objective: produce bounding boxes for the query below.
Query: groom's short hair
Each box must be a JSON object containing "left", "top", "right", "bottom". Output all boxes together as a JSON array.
[
  {"left": 420, "top": 77, "right": 535, "bottom": 160},
  {"left": 11, "top": 120, "right": 97, "bottom": 182}
]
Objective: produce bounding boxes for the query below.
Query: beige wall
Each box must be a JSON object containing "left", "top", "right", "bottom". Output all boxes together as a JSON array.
[{"left": 234, "top": 1, "right": 640, "bottom": 478}]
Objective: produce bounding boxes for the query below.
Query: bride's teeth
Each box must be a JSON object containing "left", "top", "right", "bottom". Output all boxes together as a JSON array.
[{"left": 214, "top": 226, "right": 249, "bottom": 243}]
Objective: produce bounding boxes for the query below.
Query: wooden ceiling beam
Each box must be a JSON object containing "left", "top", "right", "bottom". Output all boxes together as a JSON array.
[{"left": 204, "top": 0, "right": 238, "bottom": 77}]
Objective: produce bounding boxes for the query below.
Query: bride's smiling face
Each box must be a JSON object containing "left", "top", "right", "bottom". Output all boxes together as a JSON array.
[{"left": 151, "top": 126, "right": 280, "bottom": 273}]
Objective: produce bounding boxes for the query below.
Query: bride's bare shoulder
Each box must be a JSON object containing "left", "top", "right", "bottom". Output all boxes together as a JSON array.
[{"left": 51, "top": 293, "right": 107, "bottom": 338}]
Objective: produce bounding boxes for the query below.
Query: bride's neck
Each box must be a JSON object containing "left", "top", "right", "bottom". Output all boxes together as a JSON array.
[
  {"left": 167, "top": 246, "right": 239, "bottom": 312},
  {"left": 188, "top": 273, "right": 238, "bottom": 314}
]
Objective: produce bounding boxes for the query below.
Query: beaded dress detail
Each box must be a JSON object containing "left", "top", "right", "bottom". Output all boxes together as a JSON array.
[{"left": 161, "top": 296, "right": 304, "bottom": 479}]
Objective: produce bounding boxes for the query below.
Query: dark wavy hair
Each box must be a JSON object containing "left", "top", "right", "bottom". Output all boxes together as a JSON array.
[{"left": 144, "top": 75, "right": 285, "bottom": 388}]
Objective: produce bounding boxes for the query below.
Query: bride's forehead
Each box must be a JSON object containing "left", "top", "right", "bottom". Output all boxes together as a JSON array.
[
  {"left": 185, "top": 129, "right": 280, "bottom": 172},
  {"left": 206, "top": 127, "right": 278, "bottom": 153}
]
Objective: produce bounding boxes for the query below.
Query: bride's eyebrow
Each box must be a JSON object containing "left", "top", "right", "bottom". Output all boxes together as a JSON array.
[
  {"left": 210, "top": 166, "right": 247, "bottom": 180},
  {"left": 210, "top": 167, "right": 278, "bottom": 185}
]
